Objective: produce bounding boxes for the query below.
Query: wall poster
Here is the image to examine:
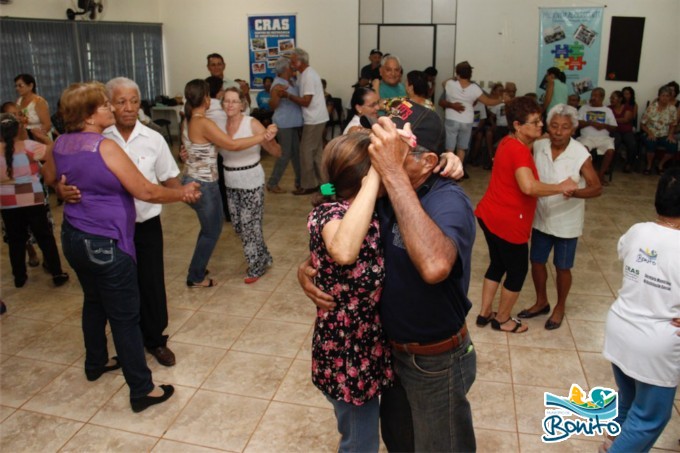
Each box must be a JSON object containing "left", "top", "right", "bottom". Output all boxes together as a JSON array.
[
  {"left": 538, "top": 7, "right": 603, "bottom": 103},
  {"left": 248, "top": 14, "right": 296, "bottom": 89}
]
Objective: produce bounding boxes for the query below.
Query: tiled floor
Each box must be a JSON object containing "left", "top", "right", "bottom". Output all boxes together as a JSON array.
[{"left": 1, "top": 154, "right": 679, "bottom": 452}]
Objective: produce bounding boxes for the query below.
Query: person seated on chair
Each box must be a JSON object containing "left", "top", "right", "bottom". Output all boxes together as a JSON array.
[
  {"left": 576, "top": 87, "right": 617, "bottom": 185},
  {"left": 253, "top": 77, "right": 274, "bottom": 127},
  {"left": 406, "top": 70, "right": 434, "bottom": 110},
  {"left": 609, "top": 90, "right": 638, "bottom": 173},
  {"left": 359, "top": 49, "right": 382, "bottom": 87},
  {"left": 372, "top": 55, "right": 406, "bottom": 113},
  {"left": 640, "top": 85, "right": 678, "bottom": 175}
]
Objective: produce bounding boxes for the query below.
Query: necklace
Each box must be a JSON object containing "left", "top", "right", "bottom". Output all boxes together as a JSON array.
[
  {"left": 656, "top": 217, "right": 680, "bottom": 230},
  {"left": 192, "top": 113, "right": 205, "bottom": 118}
]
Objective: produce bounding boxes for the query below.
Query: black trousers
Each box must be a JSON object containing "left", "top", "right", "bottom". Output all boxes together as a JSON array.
[
  {"left": 2, "top": 205, "right": 63, "bottom": 281},
  {"left": 134, "top": 215, "right": 168, "bottom": 349}
]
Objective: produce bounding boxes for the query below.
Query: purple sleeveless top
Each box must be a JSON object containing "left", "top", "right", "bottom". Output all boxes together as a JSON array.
[{"left": 53, "top": 132, "right": 136, "bottom": 259}]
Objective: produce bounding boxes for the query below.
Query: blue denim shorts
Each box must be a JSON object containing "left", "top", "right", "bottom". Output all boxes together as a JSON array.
[
  {"left": 444, "top": 119, "right": 473, "bottom": 151},
  {"left": 530, "top": 228, "right": 578, "bottom": 269}
]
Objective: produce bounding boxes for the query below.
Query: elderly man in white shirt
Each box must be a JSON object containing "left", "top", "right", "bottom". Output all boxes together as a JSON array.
[
  {"left": 103, "top": 77, "right": 181, "bottom": 366},
  {"left": 276, "top": 47, "right": 329, "bottom": 195},
  {"left": 517, "top": 104, "right": 602, "bottom": 330}
]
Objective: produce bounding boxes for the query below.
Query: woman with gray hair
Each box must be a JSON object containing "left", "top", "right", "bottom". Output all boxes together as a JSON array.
[
  {"left": 517, "top": 104, "right": 602, "bottom": 329},
  {"left": 641, "top": 85, "right": 678, "bottom": 175},
  {"left": 266, "top": 57, "right": 304, "bottom": 193}
]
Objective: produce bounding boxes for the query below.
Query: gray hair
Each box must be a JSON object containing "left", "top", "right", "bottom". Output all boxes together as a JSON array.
[
  {"left": 658, "top": 85, "right": 673, "bottom": 97},
  {"left": 292, "top": 48, "right": 309, "bottom": 65},
  {"left": 105, "top": 77, "right": 141, "bottom": 99},
  {"left": 275, "top": 57, "right": 291, "bottom": 75},
  {"left": 547, "top": 103, "right": 579, "bottom": 129},
  {"left": 383, "top": 54, "right": 402, "bottom": 69}
]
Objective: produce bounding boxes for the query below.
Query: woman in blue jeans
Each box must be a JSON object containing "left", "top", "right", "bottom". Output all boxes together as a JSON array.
[
  {"left": 181, "top": 79, "right": 277, "bottom": 287},
  {"left": 43, "top": 82, "right": 201, "bottom": 412}
]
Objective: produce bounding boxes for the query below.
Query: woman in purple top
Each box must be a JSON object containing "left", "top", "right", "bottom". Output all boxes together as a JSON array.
[{"left": 43, "top": 82, "right": 201, "bottom": 413}]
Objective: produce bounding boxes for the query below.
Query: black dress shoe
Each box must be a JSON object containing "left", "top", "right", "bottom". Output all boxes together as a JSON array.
[
  {"left": 85, "top": 356, "right": 121, "bottom": 381},
  {"left": 147, "top": 346, "right": 176, "bottom": 367},
  {"left": 130, "top": 384, "right": 175, "bottom": 413},
  {"left": 545, "top": 318, "right": 563, "bottom": 330},
  {"left": 517, "top": 304, "right": 551, "bottom": 319}
]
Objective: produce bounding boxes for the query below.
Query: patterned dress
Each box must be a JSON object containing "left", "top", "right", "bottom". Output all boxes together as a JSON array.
[{"left": 308, "top": 201, "right": 393, "bottom": 406}]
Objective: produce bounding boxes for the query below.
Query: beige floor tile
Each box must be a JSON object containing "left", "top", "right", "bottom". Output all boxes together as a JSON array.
[
  {"left": 563, "top": 294, "right": 614, "bottom": 322},
  {"left": 654, "top": 405, "right": 680, "bottom": 451},
  {"left": 513, "top": 384, "right": 566, "bottom": 435},
  {"left": 90, "top": 384, "right": 196, "bottom": 437},
  {"left": 469, "top": 381, "right": 517, "bottom": 432},
  {"left": 0, "top": 410, "right": 83, "bottom": 451},
  {"left": 0, "top": 316, "right": 55, "bottom": 355},
  {"left": 171, "top": 311, "right": 250, "bottom": 349},
  {"left": 274, "top": 268, "right": 309, "bottom": 296},
  {"left": 274, "top": 359, "right": 330, "bottom": 409},
  {"left": 0, "top": 405, "right": 15, "bottom": 423},
  {"left": 578, "top": 352, "right": 617, "bottom": 390},
  {"left": 222, "top": 266, "right": 288, "bottom": 292},
  {"left": 475, "top": 341, "right": 512, "bottom": 383},
  {"left": 231, "top": 319, "right": 311, "bottom": 358},
  {"left": 152, "top": 439, "right": 224, "bottom": 452},
  {"left": 60, "top": 424, "right": 159, "bottom": 452},
  {"left": 202, "top": 350, "right": 291, "bottom": 399},
  {"left": 569, "top": 270, "right": 616, "bottom": 297},
  {"left": 518, "top": 433, "right": 601, "bottom": 452},
  {"left": 165, "top": 280, "right": 216, "bottom": 310},
  {"left": 165, "top": 306, "right": 196, "bottom": 337},
  {"left": 146, "top": 342, "right": 225, "bottom": 388},
  {"left": 6, "top": 288, "right": 81, "bottom": 323},
  {"left": 164, "top": 390, "right": 268, "bottom": 451},
  {"left": 0, "top": 356, "right": 68, "bottom": 407},
  {"left": 23, "top": 366, "right": 124, "bottom": 421},
  {"left": 198, "top": 283, "right": 270, "bottom": 317},
  {"left": 506, "top": 316, "right": 576, "bottom": 351},
  {"left": 568, "top": 319, "right": 606, "bottom": 352},
  {"left": 467, "top": 322, "right": 509, "bottom": 346},
  {"left": 255, "top": 291, "right": 316, "bottom": 325},
  {"left": 16, "top": 323, "right": 84, "bottom": 365},
  {"left": 244, "top": 401, "right": 339, "bottom": 453},
  {"left": 475, "top": 428, "right": 520, "bottom": 453},
  {"left": 510, "top": 347, "right": 586, "bottom": 388}
]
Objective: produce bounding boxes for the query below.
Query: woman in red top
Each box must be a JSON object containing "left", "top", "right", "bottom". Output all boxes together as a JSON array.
[{"left": 474, "top": 97, "right": 577, "bottom": 333}]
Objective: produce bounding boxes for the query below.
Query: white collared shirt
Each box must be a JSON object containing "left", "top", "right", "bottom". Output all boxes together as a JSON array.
[
  {"left": 532, "top": 137, "right": 590, "bottom": 238},
  {"left": 103, "top": 121, "right": 180, "bottom": 223}
]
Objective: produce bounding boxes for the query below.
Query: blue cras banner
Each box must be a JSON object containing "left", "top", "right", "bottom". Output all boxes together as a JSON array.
[
  {"left": 248, "top": 15, "right": 296, "bottom": 89},
  {"left": 538, "top": 7, "right": 604, "bottom": 103}
]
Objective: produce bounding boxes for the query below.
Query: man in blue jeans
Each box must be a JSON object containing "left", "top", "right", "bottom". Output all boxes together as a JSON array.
[{"left": 300, "top": 101, "right": 477, "bottom": 451}]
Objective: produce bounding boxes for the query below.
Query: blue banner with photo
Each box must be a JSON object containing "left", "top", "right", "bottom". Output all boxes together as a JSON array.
[
  {"left": 248, "top": 14, "right": 296, "bottom": 89},
  {"left": 538, "top": 7, "right": 603, "bottom": 104}
]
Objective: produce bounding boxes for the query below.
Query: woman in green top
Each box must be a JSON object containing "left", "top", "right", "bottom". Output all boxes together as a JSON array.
[{"left": 542, "top": 67, "right": 568, "bottom": 114}]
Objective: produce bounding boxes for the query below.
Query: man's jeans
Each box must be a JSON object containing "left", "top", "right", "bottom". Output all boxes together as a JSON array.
[
  {"left": 182, "top": 177, "right": 224, "bottom": 283},
  {"left": 61, "top": 220, "right": 154, "bottom": 399},
  {"left": 387, "top": 336, "right": 477, "bottom": 452}
]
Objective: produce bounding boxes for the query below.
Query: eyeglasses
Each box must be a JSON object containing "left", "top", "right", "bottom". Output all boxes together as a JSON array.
[{"left": 222, "top": 100, "right": 242, "bottom": 105}]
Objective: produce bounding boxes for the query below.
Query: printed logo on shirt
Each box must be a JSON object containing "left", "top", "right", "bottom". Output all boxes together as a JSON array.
[
  {"left": 642, "top": 273, "right": 671, "bottom": 291},
  {"left": 542, "top": 384, "right": 621, "bottom": 444},
  {"left": 636, "top": 247, "right": 658, "bottom": 266},
  {"left": 585, "top": 111, "right": 606, "bottom": 124},
  {"left": 623, "top": 264, "right": 639, "bottom": 282}
]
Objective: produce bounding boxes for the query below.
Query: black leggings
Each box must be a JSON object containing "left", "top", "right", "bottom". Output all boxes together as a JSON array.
[{"left": 478, "top": 217, "right": 528, "bottom": 292}]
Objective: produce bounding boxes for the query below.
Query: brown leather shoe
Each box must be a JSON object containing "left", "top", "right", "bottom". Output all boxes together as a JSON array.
[{"left": 147, "top": 346, "right": 176, "bottom": 367}]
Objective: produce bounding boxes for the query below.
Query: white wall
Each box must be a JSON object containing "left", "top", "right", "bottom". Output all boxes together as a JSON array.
[
  {"left": 159, "top": 0, "right": 359, "bottom": 104},
  {"left": 456, "top": 0, "right": 680, "bottom": 105},
  {"left": 0, "top": 0, "right": 161, "bottom": 22},
  {"left": 2, "top": 0, "right": 677, "bottom": 108}
]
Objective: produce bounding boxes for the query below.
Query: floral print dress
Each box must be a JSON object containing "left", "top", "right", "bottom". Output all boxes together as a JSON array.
[{"left": 308, "top": 201, "right": 393, "bottom": 406}]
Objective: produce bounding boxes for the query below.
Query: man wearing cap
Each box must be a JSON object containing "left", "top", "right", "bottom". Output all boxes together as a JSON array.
[
  {"left": 359, "top": 49, "right": 383, "bottom": 87},
  {"left": 440, "top": 60, "right": 503, "bottom": 178},
  {"left": 300, "top": 101, "right": 477, "bottom": 451}
]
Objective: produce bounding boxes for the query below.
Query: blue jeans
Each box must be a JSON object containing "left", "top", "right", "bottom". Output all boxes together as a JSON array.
[
  {"left": 325, "top": 394, "right": 380, "bottom": 453},
  {"left": 61, "top": 220, "right": 153, "bottom": 399},
  {"left": 609, "top": 364, "right": 677, "bottom": 453},
  {"left": 182, "top": 177, "right": 224, "bottom": 283},
  {"left": 268, "top": 127, "right": 301, "bottom": 188},
  {"left": 389, "top": 336, "right": 477, "bottom": 452},
  {"left": 530, "top": 228, "right": 578, "bottom": 269}
]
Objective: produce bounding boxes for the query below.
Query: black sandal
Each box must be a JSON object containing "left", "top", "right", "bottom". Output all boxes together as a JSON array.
[
  {"left": 53, "top": 273, "right": 69, "bottom": 287},
  {"left": 476, "top": 312, "right": 496, "bottom": 327},
  {"left": 490, "top": 317, "right": 527, "bottom": 333}
]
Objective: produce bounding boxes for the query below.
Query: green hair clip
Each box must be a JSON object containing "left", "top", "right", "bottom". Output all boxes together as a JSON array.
[{"left": 320, "top": 183, "right": 336, "bottom": 196}]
